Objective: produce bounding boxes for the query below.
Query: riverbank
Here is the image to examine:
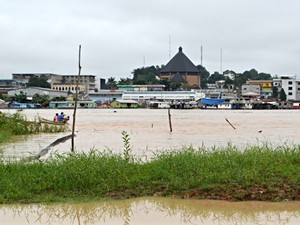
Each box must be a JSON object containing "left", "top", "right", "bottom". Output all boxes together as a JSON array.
[
  {"left": 0, "top": 112, "right": 68, "bottom": 143},
  {"left": 0, "top": 145, "right": 299, "bottom": 204}
]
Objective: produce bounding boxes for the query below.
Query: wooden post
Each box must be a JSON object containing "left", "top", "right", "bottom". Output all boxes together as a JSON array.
[
  {"left": 71, "top": 45, "right": 82, "bottom": 152},
  {"left": 168, "top": 108, "right": 172, "bottom": 132},
  {"left": 225, "top": 118, "right": 236, "bottom": 130}
]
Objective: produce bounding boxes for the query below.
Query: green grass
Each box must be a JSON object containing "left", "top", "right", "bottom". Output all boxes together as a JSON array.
[
  {"left": 0, "top": 112, "right": 68, "bottom": 143},
  {"left": 0, "top": 145, "right": 299, "bottom": 204}
]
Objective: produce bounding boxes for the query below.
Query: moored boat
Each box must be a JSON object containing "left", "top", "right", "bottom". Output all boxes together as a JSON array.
[{"left": 39, "top": 117, "right": 69, "bottom": 125}]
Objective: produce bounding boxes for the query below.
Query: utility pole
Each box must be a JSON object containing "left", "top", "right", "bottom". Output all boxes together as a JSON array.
[
  {"left": 200, "top": 45, "right": 203, "bottom": 66},
  {"left": 169, "top": 34, "right": 171, "bottom": 59},
  {"left": 220, "top": 48, "right": 223, "bottom": 74}
]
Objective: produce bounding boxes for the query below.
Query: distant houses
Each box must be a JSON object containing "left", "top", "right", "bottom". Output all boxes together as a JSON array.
[
  {"left": 1, "top": 46, "right": 300, "bottom": 109},
  {"left": 49, "top": 100, "right": 96, "bottom": 109},
  {"left": 280, "top": 75, "right": 300, "bottom": 101},
  {"left": 110, "top": 100, "right": 138, "bottom": 108},
  {"left": 7, "top": 87, "right": 68, "bottom": 99},
  {"left": 0, "top": 79, "right": 26, "bottom": 94},
  {"left": 8, "top": 102, "right": 41, "bottom": 109},
  {"left": 245, "top": 80, "right": 273, "bottom": 97},
  {"left": 12, "top": 73, "right": 97, "bottom": 94}
]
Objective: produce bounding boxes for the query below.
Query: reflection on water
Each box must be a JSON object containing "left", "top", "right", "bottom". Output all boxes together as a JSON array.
[
  {"left": 0, "top": 198, "right": 299, "bottom": 225},
  {"left": 1, "top": 108, "right": 300, "bottom": 159}
]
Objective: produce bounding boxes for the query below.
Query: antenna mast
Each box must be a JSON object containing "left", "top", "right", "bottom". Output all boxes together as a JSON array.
[
  {"left": 143, "top": 54, "right": 145, "bottom": 67},
  {"left": 200, "top": 45, "right": 203, "bottom": 66},
  {"left": 220, "top": 48, "right": 223, "bottom": 74},
  {"left": 169, "top": 34, "right": 171, "bottom": 59}
]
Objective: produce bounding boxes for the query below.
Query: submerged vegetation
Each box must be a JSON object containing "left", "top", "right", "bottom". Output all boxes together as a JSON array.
[
  {"left": 0, "top": 144, "right": 299, "bottom": 204},
  {"left": 0, "top": 112, "right": 68, "bottom": 143}
]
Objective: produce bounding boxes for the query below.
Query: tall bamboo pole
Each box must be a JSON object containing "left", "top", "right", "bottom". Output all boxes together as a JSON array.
[{"left": 71, "top": 45, "right": 81, "bottom": 152}]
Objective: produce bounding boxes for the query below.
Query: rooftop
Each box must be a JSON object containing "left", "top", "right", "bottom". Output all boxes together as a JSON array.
[{"left": 160, "top": 47, "right": 199, "bottom": 73}]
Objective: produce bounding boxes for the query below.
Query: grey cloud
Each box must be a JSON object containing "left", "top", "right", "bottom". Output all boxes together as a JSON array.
[{"left": 1, "top": 0, "right": 300, "bottom": 79}]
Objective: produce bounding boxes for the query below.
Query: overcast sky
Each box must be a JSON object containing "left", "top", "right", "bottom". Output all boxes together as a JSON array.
[{"left": 0, "top": 0, "right": 299, "bottom": 80}]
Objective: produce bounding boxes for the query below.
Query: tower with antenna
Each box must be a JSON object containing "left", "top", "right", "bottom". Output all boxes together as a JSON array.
[
  {"left": 169, "top": 34, "right": 171, "bottom": 59},
  {"left": 220, "top": 48, "right": 223, "bottom": 74},
  {"left": 200, "top": 45, "right": 203, "bottom": 66}
]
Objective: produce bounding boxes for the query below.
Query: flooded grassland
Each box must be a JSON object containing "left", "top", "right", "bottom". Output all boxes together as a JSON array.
[
  {"left": 0, "top": 108, "right": 299, "bottom": 224},
  {"left": 1, "top": 108, "right": 300, "bottom": 158}
]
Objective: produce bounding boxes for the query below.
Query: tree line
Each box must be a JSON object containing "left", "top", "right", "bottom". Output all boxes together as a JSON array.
[
  {"left": 106, "top": 65, "right": 273, "bottom": 90},
  {"left": 10, "top": 66, "right": 274, "bottom": 92},
  {"left": 105, "top": 66, "right": 289, "bottom": 100},
  {"left": 0, "top": 66, "right": 283, "bottom": 106}
]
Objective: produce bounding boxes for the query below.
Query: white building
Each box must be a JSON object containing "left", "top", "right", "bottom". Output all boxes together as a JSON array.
[
  {"left": 12, "top": 73, "right": 97, "bottom": 94},
  {"left": 280, "top": 75, "right": 300, "bottom": 101},
  {"left": 223, "top": 72, "right": 235, "bottom": 80},
  {"left": 122, "top": 91, "right": 197, "bottom": 103},
  {"left": 51, "top": 74, "right": 96, "bottom": 94},
  {"left": 273, "top": 78, "right": 282, "bottom": 88},
  {"left": 241, "top": 84, "right": 261, "bottom": 95},
  {"left": 7, "top": 87, "right": 68, "bottom": 98}
]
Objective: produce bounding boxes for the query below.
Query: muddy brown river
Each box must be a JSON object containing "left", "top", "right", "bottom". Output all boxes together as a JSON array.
[
  {"left": 1, "top": 108, "right": 300, "bottom": 159},
  {"left": 1, "top": 108, "right": 299, "bottom": 224}
]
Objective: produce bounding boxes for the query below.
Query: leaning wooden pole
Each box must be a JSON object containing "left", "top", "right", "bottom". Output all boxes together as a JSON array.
[
  {"left": 168, "top": 108, "right": 172, "bottom": 132},
  {"left": 225, "top": 118, "right": 236, "bottom": 130},
  {"left": 71, "top": 45, "right": 82, "bottom": 152}
]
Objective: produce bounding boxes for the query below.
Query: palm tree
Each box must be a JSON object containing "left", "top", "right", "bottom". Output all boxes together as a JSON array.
[
  {"left": 107, "top": 77, "right": 117, "bottom": 90},
  {"left": 118, "top": 78, "right": 132, "bottom": 85}
]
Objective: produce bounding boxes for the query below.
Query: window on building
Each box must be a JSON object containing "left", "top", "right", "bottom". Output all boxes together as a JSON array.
[
  {"left": 288, "top": 92, "right": 292, "bottom": 95},
  {"left": 289, "top": 87, "right": 293, "bottom": 90},
  {"left": 288, "top": 81, "right": 293, "bottom": 85}
]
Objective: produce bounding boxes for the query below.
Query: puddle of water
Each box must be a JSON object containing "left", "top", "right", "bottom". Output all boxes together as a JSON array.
[{"left": 0, "top": 198, "right": 299, "bottom": 225}]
